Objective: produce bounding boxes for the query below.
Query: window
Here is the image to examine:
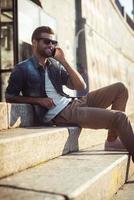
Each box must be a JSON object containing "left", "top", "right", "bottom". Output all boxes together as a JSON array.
[{"left": 0, "top": 0, "right": 14, "bottom": 101}]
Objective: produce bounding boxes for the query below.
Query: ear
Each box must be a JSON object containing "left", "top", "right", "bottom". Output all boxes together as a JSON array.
[{"left": 32, "top": 39, "right": 37, "bottom": 48}]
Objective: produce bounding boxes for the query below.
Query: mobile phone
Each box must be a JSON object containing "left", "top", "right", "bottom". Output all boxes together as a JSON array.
[{"left": 52, "top": 48, "right": 56, "bottom": 57}]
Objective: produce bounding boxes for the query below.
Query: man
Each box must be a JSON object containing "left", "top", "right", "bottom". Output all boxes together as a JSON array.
[{"left": 6, "top": 26, "right": 134, "bottom": 161}]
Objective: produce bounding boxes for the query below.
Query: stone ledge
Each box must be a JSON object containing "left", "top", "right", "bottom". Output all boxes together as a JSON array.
[
  {"left": 0, "top": 103, "right": 8, "bottom": 131},
  {"left": 7, "top": 103, "right": 34, "bottom": 128},
  {"left": 0, "top": 103, "right": 34, "bottom": 131}
]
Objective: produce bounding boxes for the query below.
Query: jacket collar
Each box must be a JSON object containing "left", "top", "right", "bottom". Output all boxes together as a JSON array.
[{"left": 30, "top": 56, "right": 51, "bottom": 69}]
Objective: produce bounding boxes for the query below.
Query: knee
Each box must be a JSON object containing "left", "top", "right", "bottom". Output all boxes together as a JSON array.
[
  {"left": 116, "top": 82, "right": 129, "bottom": 99},
  {"left": 113, "top": 111, "right": 127, "bottom": 128}
]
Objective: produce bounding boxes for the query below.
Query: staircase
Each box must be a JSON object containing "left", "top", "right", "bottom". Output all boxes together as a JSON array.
[{"left": 0, "top": 103, "right": 134, "bottom": 200}]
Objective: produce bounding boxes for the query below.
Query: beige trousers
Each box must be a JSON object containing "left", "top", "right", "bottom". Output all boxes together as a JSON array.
[{"left": 53, "top": 82, "right": 128, "bottom": 129}]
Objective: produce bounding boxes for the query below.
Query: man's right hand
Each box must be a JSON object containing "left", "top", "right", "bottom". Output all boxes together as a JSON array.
[{"left": 37, "top": 97, "right": 55, "bottom": 109}]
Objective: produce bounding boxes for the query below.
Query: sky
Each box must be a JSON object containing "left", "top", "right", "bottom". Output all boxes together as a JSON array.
[{"left": 119, "top": 0, "right": 133, "bottom": 19}]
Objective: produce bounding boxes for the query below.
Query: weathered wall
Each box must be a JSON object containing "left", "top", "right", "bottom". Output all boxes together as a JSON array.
[
  {"left": 82, "top": 0, "right": 134, "bottom": 112},
  {"left": 42, "top": 0, "right": 76, "bottom": 65}
]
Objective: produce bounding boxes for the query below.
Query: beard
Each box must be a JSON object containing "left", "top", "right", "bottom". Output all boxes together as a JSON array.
[{"left": 37, "top": 46, "right": 53, "bottom": 58}]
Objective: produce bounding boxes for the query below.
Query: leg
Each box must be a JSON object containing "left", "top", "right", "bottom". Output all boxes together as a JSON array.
[
  {"left": 82, "top": 82, "right": 129, "bottom": 141},
  {"left": 53, "top": 102, "right": 134, "bottom": 162}
]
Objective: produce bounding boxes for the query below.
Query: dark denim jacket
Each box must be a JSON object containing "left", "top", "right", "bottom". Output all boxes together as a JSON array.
[{"left": 6, "top": 56, "right": 71, "bottom": 124}]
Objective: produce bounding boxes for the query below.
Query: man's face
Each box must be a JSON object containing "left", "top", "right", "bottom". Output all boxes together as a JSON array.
[{"left": 34, "top": 32, "right": 57, "bottom": 57}]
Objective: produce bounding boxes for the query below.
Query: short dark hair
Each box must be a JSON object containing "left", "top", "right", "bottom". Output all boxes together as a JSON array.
[{"left": 31, "top": 26, "right": 54, "bottom": 42}]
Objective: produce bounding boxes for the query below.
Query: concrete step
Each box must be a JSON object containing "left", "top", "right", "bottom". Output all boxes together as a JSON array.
[
  {"left": 0, "top": 127, "right": 107, "bottom": 178},
  {"left": 0, "top": 145, "right": 134, "bottom": 200},
  {"left": 0, "top": 188, "right": 65, "bottom": 200},
  {"left": 112, "top": 173, "right": 134, "bottom": 200}
]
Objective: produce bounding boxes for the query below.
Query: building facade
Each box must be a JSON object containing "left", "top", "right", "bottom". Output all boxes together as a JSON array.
[{"left": 0, "top": 0, "right": 134, "bottom": 112}]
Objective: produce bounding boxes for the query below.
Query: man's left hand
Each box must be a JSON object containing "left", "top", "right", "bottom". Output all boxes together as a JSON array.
[{"left": 54, "top": 47, "right": 66, "bottom": 64}]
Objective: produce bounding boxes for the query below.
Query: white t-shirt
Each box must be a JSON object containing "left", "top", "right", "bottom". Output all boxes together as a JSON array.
[{"left": 43, "top": 68, "right": 72, "bottom": 122}]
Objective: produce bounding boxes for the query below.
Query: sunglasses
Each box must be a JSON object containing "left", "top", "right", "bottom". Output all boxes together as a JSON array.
[{"left": 37, "top": 38, "right": 58, "bottom": 45}]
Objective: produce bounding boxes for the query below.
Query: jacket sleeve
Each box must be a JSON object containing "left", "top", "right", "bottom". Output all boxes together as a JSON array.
[
  {"left": 60, "top": 64, "right": 75, "bottom": 89},
  {"left": 60, "top": 64, "right": 69, "bottom": 85},
  {"left": 5, "top": 65, "right": 25, "bottom": 97}
]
